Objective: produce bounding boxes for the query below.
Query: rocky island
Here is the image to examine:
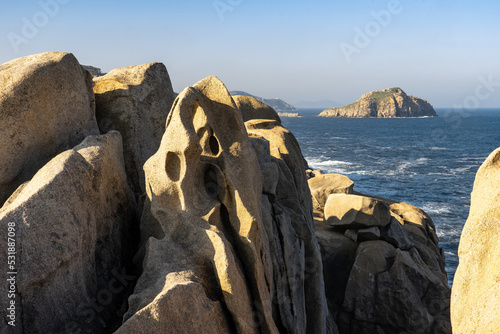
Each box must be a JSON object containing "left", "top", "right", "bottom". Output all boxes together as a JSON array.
[
  {"left": 1, "top": 52, "right": 499, "bottom": 334},
  {"left": 319, "top": 87, "right": 437, "bottom": 118}
]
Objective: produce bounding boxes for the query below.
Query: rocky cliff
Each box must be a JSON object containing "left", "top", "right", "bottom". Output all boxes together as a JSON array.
[
  {"left": 0, "top": 52, "right": 452, "bottom": 334},
  {"left": 319, "top": 87, "right": 437, "bottom": 118}
]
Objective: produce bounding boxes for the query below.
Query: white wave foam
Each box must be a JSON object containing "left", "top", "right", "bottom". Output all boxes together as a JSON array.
[
  {"left": 450, "top": 166, "right": 474, "bottom": 174},
  {"left": 422, "top": 202, "right": 452, "bottom": 215},
  {"left": 306, "top": 157, "right": 354, "bottom": 173},
  {"left": 354, "top": 170, "right": 377, "bottom": 176},
  {"left": 437, "top": 228, "right": 462, "bottom": 238},
  {"left": 458, "top": 156, "right": 485, "bottom": 161},
  {"left": 306, "top": 157, "right": 352, "bottom": 166},
  {"left": 322, "top": 160, "right": 352, "bottom": 166},
  {"left": 394, "top": 157, "right": 429, "bottom": 174}
]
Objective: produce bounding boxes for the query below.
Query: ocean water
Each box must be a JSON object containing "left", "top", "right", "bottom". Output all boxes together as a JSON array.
[{"left": 281, "top": 108, "right": 500, "bottom": 286}]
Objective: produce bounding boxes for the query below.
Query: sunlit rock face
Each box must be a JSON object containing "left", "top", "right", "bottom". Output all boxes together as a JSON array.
[
  {"left": 451, "top": 147, "right": 500, "bottom": 333},
  {"left": 93, "top": 62, "right": 175, "bottom": 198},
  {"left": 117, "top": 77, "right": 330, "bottom": 334}
]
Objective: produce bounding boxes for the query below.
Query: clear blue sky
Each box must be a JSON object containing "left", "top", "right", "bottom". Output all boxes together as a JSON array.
[{"left": 1, "top": 0, "right": 499, "bottom": 108}]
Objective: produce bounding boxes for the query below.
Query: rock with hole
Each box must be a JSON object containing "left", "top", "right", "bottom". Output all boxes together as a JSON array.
[{"left": 118, "top": 76, "right": 331, "bottom": 333}]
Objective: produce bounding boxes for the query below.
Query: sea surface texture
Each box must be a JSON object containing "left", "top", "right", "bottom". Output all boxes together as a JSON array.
[{"left": 282, "top": 108, "right": 500, "bottom": 286}]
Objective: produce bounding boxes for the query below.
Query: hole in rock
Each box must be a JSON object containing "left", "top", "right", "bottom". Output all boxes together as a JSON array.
[
  {"left": 165, "top": 152, "right": 181, "bottom": 182},
  {"left": 204, "top": 166, "right": 219, "bottom": 199},
  {"left": 209, "top": 134, "right": 220, "bottom": 155}
]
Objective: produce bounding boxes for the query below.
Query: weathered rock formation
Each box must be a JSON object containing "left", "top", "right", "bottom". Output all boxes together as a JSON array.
[
  {"left": 309, "top": 173, "right": 451, "bottom": 333},
  {"left": 118, "top": 77, "right": 331, "bottom": 334},
  {"left": 451, "top": 147, "right": 500, "bottom": 333},
  {"left": 0, "top": 132, "right": 136, "bottom": 334},
  {"left": 0, "top": 52, "right": 454, "bottom": 334},
  {"left": 93, "top": 62, "right": 175, "bottom": 197},
  {"left": 229, "top": 90, "right": 296, "bottom": 111},
  {"left": 319, "top": 87, "right": 437, "bottom": 118},
  {"left": 0, "top": 52, "right": 99, "bottom": 205},
  {"left": 232, "top": 94, "right": 281, "bottom": 123}
]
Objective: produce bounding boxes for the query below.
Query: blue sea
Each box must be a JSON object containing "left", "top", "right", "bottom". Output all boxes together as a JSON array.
[{"left": 281, "top": 108, "right": 500, "bottom": 286}]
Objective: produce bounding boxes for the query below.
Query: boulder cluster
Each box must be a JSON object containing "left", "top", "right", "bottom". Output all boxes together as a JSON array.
[
  {"left": 309, "top": 174, "right": 451, "bottom": 333},
  {"left": 6, "top": 52, "right": 499, "bottom": 334}
]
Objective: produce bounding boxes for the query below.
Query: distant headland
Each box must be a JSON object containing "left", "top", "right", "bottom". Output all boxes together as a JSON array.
[
  {"left": 229, "top": 90, "right": 296, "bottom": 111},
  {"left": 319, "top": 87, "right": 437, "bottom": 118}
]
